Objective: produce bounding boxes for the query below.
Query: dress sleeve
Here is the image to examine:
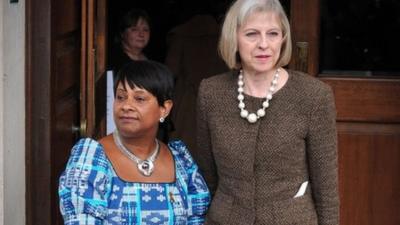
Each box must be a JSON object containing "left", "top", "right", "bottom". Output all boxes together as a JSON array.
[
  {"left": 58, "top": 138, "right": 110, "bottom": 225},
  {"left": 170, "top": 140, "right": 211, "bottom": 225},
  {"left": 307, "top": 86, "right": 340, "bottom": 225},
  {"left": 196, "top": 80, "right": 218, "bottom": 194}
]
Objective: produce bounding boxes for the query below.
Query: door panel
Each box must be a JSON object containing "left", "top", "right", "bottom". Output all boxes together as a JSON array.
[
  {"left": 338, "top": 123, "right": 400, "bottom": 225},
  {"left": 52, "top": 0, "right": 81, "bottom": 224},
  {"left": 54, "top": 0, "right": 80, "bottom": 34},
  {"left": 290, "top": 1, "right": 400, "bottom": 225},
  {"left": 54, "top": 37, "right": 80, "bottom": 98},
  {"left": 27, "top": 0, "right": 107, "bottom": 224},
  {"left": 81, "top": 0, "right": 107, "bottom": 138},
  {"left": 323, "top": 78, "right": 400, "bottom": 122}
]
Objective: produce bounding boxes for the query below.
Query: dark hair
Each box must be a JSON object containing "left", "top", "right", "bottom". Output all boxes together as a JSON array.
[
  {"left": 116, "top": 8, "right": 151, "bottom": 44},
  {"left": 114, "top": 60, "right": 174, "bottom": 106},
  {"left": 118, "top": 8, "right": 151, "bottom": 35}
]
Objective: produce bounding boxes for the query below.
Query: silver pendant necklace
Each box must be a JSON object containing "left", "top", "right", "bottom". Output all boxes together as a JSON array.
[
  {"left": 237, "top": 68, "right": 280, "bottom": 123},
  {"left": 113, "top": 130, "right": 160, "bottom": 177}
]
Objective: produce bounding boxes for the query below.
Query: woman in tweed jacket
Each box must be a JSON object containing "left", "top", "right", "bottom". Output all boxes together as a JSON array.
[{"left": 196, "top": 0, "right": 339, "bottom": 224}]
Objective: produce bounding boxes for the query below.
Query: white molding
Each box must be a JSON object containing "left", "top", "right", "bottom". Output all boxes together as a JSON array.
[
  {"left": 2, "top": 1, "right": 26, "bottom": 225},
  {"left": 0, "top": 0, "right": 5, "bottom": 224}
]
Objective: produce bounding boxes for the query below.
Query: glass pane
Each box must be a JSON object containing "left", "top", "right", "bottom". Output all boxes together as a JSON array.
[{"left": 320, "top": 0, "right": 400, "bottom": 77}]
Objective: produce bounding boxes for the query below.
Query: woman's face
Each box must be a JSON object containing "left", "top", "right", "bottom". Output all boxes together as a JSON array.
[
  {"left": 237, "top": 11, "right": 283, "bottom": 74},
  {"left": 122, "top": 18, "right": 150, "bottom": 51},
  {"left": 113, "top": 81, "right": 165, "bottom": 138}
]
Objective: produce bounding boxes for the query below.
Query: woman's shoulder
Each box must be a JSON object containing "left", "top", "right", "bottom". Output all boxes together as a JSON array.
[
  {"left": 202, "top": 70, "right": 235, "bottom": 85},
  {"left": 167, "top": 139, "right": 196, "bottom": 167},
  {"left": 288, "top": 70, "right": 332, "bottom": 94},
  {"left": 286, "top": 70, "right": 335, "bottom": 109},
  {"left": 168, "top": 139, "right": 191, "bottom": 157},
  {"left": 71, "top": 137, "right": 102, "bottom": 154},
  {"left": 67, "top": 138, "right": 109, "bottom": 168},
  {"left": 59, "top": 138, "right": 111, "bottom": 220},
  {"left": 199, "top": 70, "right": 236, "bottom": 97}
]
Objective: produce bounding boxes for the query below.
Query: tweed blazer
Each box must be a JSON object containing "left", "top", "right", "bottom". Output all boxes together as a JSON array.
[{"left": 196, "top": 70, "right": 339, "bottom": 225}]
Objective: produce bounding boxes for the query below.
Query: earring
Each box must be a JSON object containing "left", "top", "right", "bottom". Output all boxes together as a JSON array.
[{"left": 159, "top": 117, "right": 165, "bottom": 123}]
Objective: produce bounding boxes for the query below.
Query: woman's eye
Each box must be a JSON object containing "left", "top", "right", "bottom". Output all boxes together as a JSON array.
[
  {"left": 268, "top": 31, "right": 280, "bottom": 36},
  {"left": 267, "top": 30, "right": 282, "bottom": 39},
  {"left": 246, "top": 32, "right": 257, "bottom": 37},
  {"left": 116, "top": 95, "right": 126, "bottom": 101},
  {"left": 269, "top": 32, "right": 278, "bottom": 36},
  {"left": 134, "top": 96, "right": 146, "bottom": 102}
]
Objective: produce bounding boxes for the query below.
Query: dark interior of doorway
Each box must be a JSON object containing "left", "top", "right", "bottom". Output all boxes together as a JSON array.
[{"left": 107, "top": 0, "right": 233, "bottom": 65}]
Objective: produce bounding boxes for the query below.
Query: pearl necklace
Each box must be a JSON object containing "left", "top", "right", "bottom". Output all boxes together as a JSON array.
[
  {"left": 237, "top": 68, "right": 280, "bottom": 123},
  {"left": 113, "top": 130, "right": 160, "bottom": 177}
]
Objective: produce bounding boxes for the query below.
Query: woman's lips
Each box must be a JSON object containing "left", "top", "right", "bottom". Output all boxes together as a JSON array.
[
  {"left": 119, "top": 116, "right": 138, "bottom": 123},
  {"left": 255, "top": 55, "right": 271, "bottom": 62},
  {"left": 256, "top": 54, "right": 270, "bottom": 58}
]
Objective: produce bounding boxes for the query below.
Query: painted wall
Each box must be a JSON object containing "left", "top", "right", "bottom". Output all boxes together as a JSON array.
[
  {"left": 0, "top": 0, "right": 4, "bottom": 223},
  {"left": 1, "top": 1, "right": 26, "bottom": 225}
]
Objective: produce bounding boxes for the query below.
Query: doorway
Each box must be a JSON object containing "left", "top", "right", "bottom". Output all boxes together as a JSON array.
[
  {"left": 26, "top": 1, "right": 400, "bottom": 225},
  {"left": 26, "top": 1, "right": 233, "bottom": 225},
  {"left": 106, "top": 0, "right": 231, "bottom": 64}
]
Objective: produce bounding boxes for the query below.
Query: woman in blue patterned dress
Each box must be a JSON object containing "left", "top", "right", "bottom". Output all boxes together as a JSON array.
[{"left": 59, "top": 60, "right": 211, "bottom": 225}]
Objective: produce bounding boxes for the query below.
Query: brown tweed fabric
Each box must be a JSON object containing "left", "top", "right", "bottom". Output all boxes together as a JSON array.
[{"left": 196, "top": 70, "right": 339, "bottom": 225}]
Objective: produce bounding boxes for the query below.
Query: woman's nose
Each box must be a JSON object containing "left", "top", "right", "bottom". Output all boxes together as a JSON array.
[
  {"left": 121, "top": 99, "right": 135, "bottom": 111},
  {"left": 258, "top": 35, "right": 269, "bottom": 49},
  {"left": 138, "top": 30, "right": 145, "bottom": 37}
]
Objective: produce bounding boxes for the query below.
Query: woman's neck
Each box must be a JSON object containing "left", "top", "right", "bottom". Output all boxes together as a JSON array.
[
  {"left": 241, "top": 69, "right": 279, "bottom": 97},
  {"left": 122, "top": 44, "right": 145, "bottom": 61},
  {"left": 117, "top": 134, "right": 157, "bottom": 158}
]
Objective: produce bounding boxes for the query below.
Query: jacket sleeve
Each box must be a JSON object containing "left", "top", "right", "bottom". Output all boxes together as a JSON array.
[
  {"left": 58, "top": 138, "right": 110, "bottom": 225},
  {"left": 196, "top": 80, "right": 219, "bottom": 195},
  {"left": 307, "top": 86, "right": 340, "bottom": 225}
]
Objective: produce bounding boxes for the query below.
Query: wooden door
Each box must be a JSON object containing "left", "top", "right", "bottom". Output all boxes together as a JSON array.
[
  {"left": 289, "top": 1, "right": 400, "bottom": 225},
  {"left": 26, "top": 0, "right": 107, "bottom": 224},
  {"left": 81, "top": 0, "right": 107, "bottom": 139}
]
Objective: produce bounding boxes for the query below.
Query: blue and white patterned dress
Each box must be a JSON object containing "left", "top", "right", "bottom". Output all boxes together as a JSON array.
[{"left": 59, "top": 138, "right": 211, "bottom": 225}]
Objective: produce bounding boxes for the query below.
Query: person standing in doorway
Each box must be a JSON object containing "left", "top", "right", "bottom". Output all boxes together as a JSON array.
[
  {"left": 109, "top": 8, "right": 151, "bottom": 72},
  {"left": 59, "top": 60, "right": 211, "bottom": 224},
  {"left": 109, "top": 9, "right": 172, "bottom": 143},
  {"left": 196, "top": 0, "right": 339, "bottom": 224}
]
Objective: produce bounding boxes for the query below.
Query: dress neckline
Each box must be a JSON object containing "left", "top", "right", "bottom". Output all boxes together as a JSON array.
[
  {"left": 96, "top": 139, "right": 177, "bottom": 184},
  {"left": 238, "top": 69, "right": 292, "bottom": 100}
]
